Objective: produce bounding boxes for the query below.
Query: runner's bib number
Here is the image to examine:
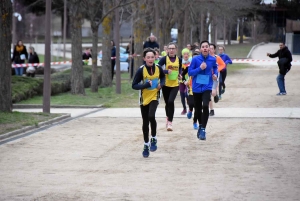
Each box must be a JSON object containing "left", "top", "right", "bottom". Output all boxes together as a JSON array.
[{"left": 196, "top": 74, "right": 209, "bottom": 84}]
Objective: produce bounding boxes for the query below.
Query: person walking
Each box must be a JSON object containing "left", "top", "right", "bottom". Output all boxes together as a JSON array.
[
  {"left": 218, "top": 46, "right": 232, "bottom": 99},
  {"left": 188, "top": 41, "right": 218, "bottom": 140},
  {"left": 158, "top": 42, "right": 182, "bottom": 131},
  {"left": 11, "top": 40, "right": 28, "bottom": 76},
  {"left": 132, "top": 48, "right": 165, "bottom": 158},
  {"left": 267, "top": 42, "right": 293, "bottom": 95}
]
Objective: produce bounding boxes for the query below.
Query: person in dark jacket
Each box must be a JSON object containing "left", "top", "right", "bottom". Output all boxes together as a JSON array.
[
  {"left": 12, "top": 40, "right": 28, "bottom": 76},
  {"left": 111, "top": 40, "right": 116, "bottom": 80},
  {"left": 143, "top": 35, "right": 159, "bottom": 49},
  {"left": 267, "top": 42, "right": 293, "bottom": 95},
  {"left": 26, "top": 46, "right": 40, "bottom": 77},
  {"left": 82, "top": 48, "right": 92, "bottom": 60},
  {"left": 126, "top": 36, "right": 135, "bottom": 79}
]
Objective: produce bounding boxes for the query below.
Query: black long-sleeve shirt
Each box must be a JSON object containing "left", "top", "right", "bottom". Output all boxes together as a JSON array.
[{"left": 132, "top": 64, "right": 165, "bottom": 90}]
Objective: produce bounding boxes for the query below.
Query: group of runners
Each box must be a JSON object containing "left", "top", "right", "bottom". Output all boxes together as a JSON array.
[{"left": 132, "top": 40, "right": 232, "bottom": 158}]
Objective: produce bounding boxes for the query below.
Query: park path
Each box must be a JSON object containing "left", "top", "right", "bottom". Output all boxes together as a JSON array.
[{"left": 2, "top": 49, "right": 300, "bottom": 200}]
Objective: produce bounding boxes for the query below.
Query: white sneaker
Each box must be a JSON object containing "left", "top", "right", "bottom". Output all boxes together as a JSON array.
[{"left": 167, "top": 121, "right": 173, "bottom": 131}]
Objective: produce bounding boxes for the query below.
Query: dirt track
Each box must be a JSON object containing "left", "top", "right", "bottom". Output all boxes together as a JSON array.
[{"left": 0, "top": 65, "right": 300, "bottom": 201}]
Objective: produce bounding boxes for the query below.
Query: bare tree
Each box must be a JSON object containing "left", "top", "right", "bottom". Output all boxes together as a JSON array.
[
  {"left": 69, "top": 0, "right": 85, "bottom": 95},
  {"left": 82, "top": 0, "right": 136, "bottom": 91},
  {"left": 0, "top": 0, "right": 13, "bottom": 112}
]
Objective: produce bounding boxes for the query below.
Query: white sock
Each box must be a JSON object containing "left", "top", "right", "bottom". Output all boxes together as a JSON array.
[
  {"left": 144, "top": 142, "right": 150, "bottom": 146},
  {"left": 151, "top": 136, "right": 157, "bottom": 140}
]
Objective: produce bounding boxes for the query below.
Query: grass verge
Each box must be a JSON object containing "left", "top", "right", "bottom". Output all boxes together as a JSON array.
[
  {"left": 19, "top": 74, "right": 138, "bottom": 107},
  {"left": 223, "top": 43, "right": 254, "bottom": 58},
  {"left": 0, "top": 112, "right": 61, "bottom": 135}
]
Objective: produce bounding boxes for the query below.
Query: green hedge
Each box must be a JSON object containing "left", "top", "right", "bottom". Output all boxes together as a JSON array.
[{"left": 12, "top": 66, "right": 102, "bottom": 103}]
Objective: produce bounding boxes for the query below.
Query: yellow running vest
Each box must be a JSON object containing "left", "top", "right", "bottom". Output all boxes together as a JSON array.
[
  {"left": 140, "top": 65, "right": 161, "bottom": 106},
  {"left": 165, "top": 56, "right": 180, "bottom": 87}
]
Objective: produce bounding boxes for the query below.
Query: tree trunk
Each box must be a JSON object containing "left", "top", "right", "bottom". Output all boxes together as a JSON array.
[
  {"left": 114, "top": 4, "right": 121, "bottom": 94},
  {"left": 239, "top": 17, "right": 244, "bottom": 44},
  {"left": 133, "top": 1, "right": 147, "bottom": 74},
  {"left": 200, "top": 12, "right": 204, "bottom": 42},
  {"left": 0, "top": 0, "right": 12, "bottom": 112},
  {"left": 102, "top": 1, "right": 113, "bottom": 87},
  {"left": 155, "top": 0, "right": 160, "bottom": 45},
  {"left": 223, "top": 15, "right": 226, "bottom": 45},
  {"left": 177, "top": 16, "right": 184, "bottom": 52},
  {"left": 90, "top": 22, "right": 99, "bottom": 92},
  {"left": 227, "top": 22, "right": 232, "bottom": 45},
  {"left": 183, "top": 8, "right": 189, "bottom": 46},
  {"left": 69, "top": 2, "right": 85, "bottom": 95}
]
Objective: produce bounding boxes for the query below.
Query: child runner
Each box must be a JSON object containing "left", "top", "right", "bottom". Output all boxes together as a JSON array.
[
  {"left": 179, "top": 48, "right": 192, "bottom": 115},
  {"left": 161, "top": 45, "right": 168, "bottom": 57},
  {"left": 188, "top": 41, "right": 218, "bottom": 140},
  {"left": 158, "top": 42, "right": 182, "bottom": 131},
  {"left": 209, "top": 44, "right": 226, "bottom": 116},
  {"left": 132, "top": 48, "right": 166, "bottom": 158},
  {"left": 154, "top": 48, "right": 160, "bottom": 64},
  {"left": 182, "top": 52, "right": 200, "bottom": 130},
  {"left": 218, "top": 46, "right": 232, "bottom": 99}
]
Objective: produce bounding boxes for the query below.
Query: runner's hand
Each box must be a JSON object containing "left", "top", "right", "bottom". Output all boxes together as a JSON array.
[
  {"left": 212, "top": 74, "right": 217, "bottom": 80},
  {"left": 157, "top": 84, "right": 161, "bottom": 90},
  {"left": 148, "top": 80, "right": 152, "bottom": 86},
  {"left": 168, "top": 69, "right": 172, "bottom": 74},
  {"left": 200, "top": 62, "right": 207, "bottom": 70},
  {"left": 178, "top": 74, "right": 182, "bottom": 80},
  {"left": 184, "top": 81, "right": 188, "bottom": 86},
  {"left": 267, "top": 53, "right": 270, "bottom": 56}
]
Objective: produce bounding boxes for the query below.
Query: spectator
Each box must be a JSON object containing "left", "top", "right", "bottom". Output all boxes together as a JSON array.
[
  {"left": 26, "top": 47, "right": 40, "bottom": 77},
  {"left": 143, "top": 35, "right": 159, "bottom": 49},
  {"left": 111, "top": 40, "right": 116, "bottom": 80},
  {"left": 82, "top": 48, "right": 92, "bottom": 60},
  {"left": 126, "top": 36, "right": 135, "bottom": 78},
  {"left": 12, "top": 40, "right": 28, "bottom": 76},
  {"left": 267, "top": 42, "right": 293, "bottom": 95}
]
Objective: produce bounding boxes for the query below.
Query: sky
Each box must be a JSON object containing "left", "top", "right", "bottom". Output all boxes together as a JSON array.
[{"left": 261, "top": 0, "right": 274, "bottom": 4}]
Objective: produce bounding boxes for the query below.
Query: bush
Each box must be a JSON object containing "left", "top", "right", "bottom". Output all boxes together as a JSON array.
[{"left": 12, "top": 66, "right": 102, "bottom": 103}]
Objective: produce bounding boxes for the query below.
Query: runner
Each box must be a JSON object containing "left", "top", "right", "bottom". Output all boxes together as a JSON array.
[
  {"left": 188, "top": 41, "right": 218, "bottom": 140},
  {"left": 132, "top": 48, "right": 166, "bottom": 158},
  {"left": 218, "top": 45, "right": 232, "bottom": 99},
  {"left": 158, "top": 42, "right": 182, "bottom": 131},
  {"left": 209, "top": 44, "right": 226, "bottom": 116},
  {"left": 161, "top": 45, "right": 168, "bottom": 57},
  {"left": 179, "top": 48, "right": 192, "bottom": 115},
  {"left": 182, "top": 52, "right": 200, "bottom": 130},
  {"left": 154, "top": 48, "right": 160, "bottom": 64}
]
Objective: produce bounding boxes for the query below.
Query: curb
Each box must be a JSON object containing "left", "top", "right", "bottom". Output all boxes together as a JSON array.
[
  {"left": 0, "top": 114, "right": 71, "bottom": 141},
  {"left": 13, "top": 104, "right": 103, "bottom": 109},
  {"left": 247, "top": 42, "right": 265, "bottom": 59}
]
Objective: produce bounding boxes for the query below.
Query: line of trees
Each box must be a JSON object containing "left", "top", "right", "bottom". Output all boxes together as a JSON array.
[{"left": 1, "top": 0, "right": 292, "bottom": 112}]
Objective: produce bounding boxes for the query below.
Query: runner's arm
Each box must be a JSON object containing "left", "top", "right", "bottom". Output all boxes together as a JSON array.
[
  {"left": 181, "top": 67, "right": 189, "bottom": 81},
  {"left": 225, "top": 54, "right": 232, "bottom": 65},
  {"left": 188, "top": 58, "right": 201, "bottom": 76},
  {"left": 158, "top": 66, "right": 166, "bottom": 87},
  {"left": 268, "top": 50, "right": 279, "bottom": 58},
  {"left": 158, "top": 56, "right": 169, "bottom": 74},
  {"left": 216, "top": 56, "right": 226, "bottom": 71},
  {"left": 132, "top": 68, "right": 151, "bottom": 90}
]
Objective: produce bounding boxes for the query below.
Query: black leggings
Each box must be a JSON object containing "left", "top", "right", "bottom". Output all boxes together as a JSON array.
[
  {"left": 188, "top": 95, "right": 197, "bottom": 124},
  {"left": 111, "top": 60, "right": 116, "bottom": 80},
  {"left": 220, "top": 68, "right": 227, "bottom": 90},
  {"left": 140, "top": 100, "right": 159, "bottom": 143},
  {"left": 193, "top": 90, "right": 211, "bottom": 129},
  {"left": 162, "top": 86, "right": 179, "bottom": 122}
]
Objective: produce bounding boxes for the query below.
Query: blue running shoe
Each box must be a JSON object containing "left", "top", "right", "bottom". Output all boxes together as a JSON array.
[
  {"left": 199, "top": 129, "right": 206, "bottom": 140},
  {"left": 150, "top": 138, "right": 157, "bottom": 152},
  {"left": 193, "top": 123, "right": 198, "bottom": 130},
  {"left": 142, "top": 144, "right": 150, "bottom": 158},
  {"left": 197, "top": 128, "right": 201, "bottom": 139},
  {"left": 187, "top": 110, "right": 192, "bottom": 119}
]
